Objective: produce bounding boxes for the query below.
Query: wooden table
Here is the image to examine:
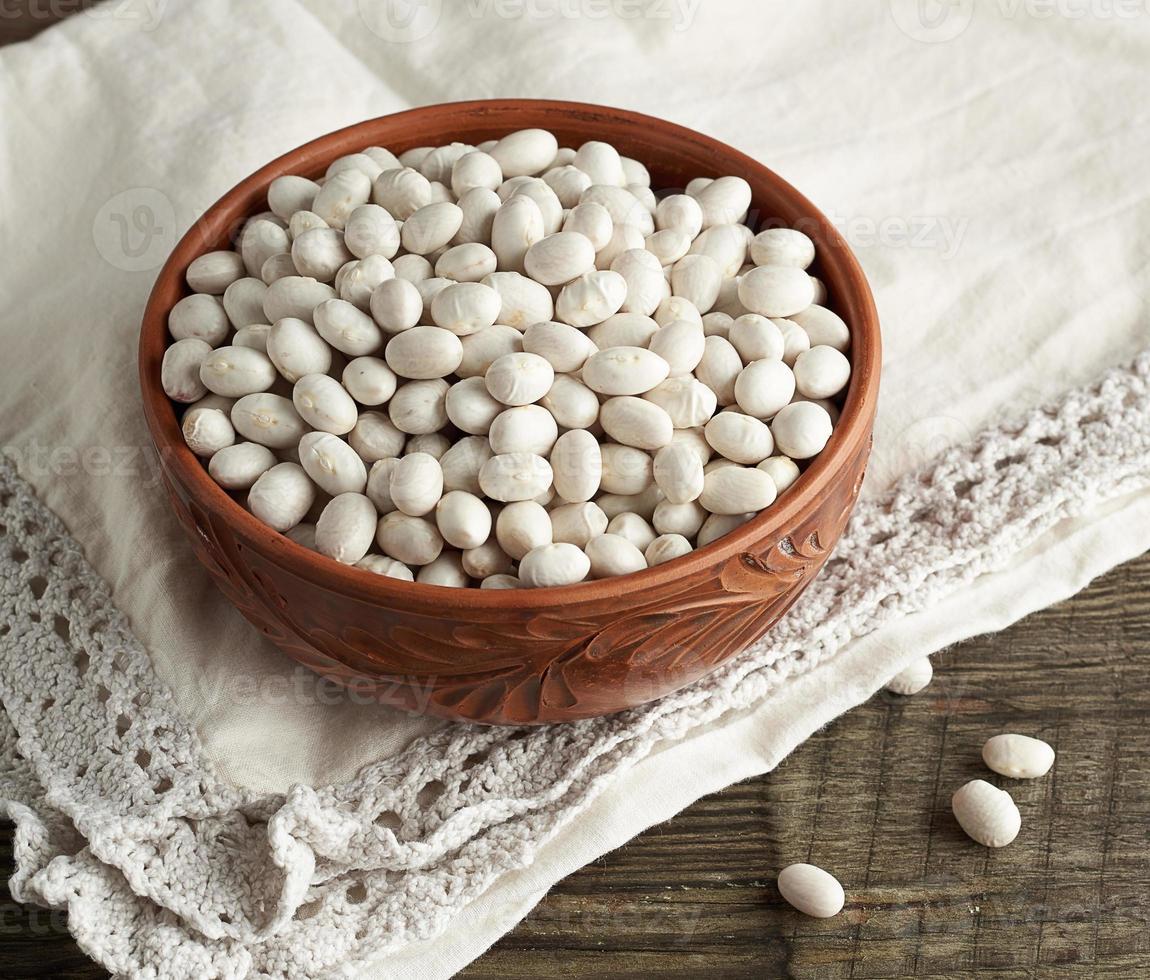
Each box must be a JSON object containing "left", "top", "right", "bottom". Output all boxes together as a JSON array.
[{"left": 2, "top": 8, "right": 1148, "bottom": 979}]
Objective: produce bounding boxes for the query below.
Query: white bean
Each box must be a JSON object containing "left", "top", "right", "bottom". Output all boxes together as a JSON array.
[
  {"left": 606, "top": 512, "right": 656, "bottom": 551},
  {"left": 312, "top": 169, "right": 372, "bottom": 229},
  {"left": 555, "top": 270, "right": 628, "bottom": 328},
  {"left": 372, "top": 167, "right": 432, "bottom": 220},
  {"left": 751, "top": 228, "right": 815, "bottom": 269},
  {"left": 649, "top": 320, "right": 706, "bottom": 376},
  {"left": 376, "top": 512, "right": 443, "bottom": 566},
  {"left": 433, "top": 490, "right": 491, "bottom": 550},
  {"left": 482, "top": 270, "right": 554, "bottom": 330},
  {"left": 479, "top": 453, "right": 553, "bottom": 502},
  {"left": 199, "top": 346, "right": 277, "bottom": 398},
  {"left": 793, "top": 345, "right": 851, "bottom": 399},
  {"left": 181, "top": 407, "right": 235, "bottom": 457},
  {"left": 383, "top": 326, "right": 463, "bottom": 380},
  {"left": 345, "top": 204, "right": 400, "bottom": 260},
  {"left": 491, "top": 195, "right": 545, "bottom": 273},
  {"left": 643, "top": 377, "right": 718, "bottom": 429},
  {"left": 522, "top": 320, "right": 598, "bottom": 373},
  {"left": 729, "top": 314, "right": 785, "bottom": 363},
  {"left": 646, "top": 533, "right": 693, "bottom": 567},
  {"left": 298, "top": 431, "right": 368, "bottom": 495},
  {"left": 671, "top": 254, "right": 723, "bottom": 313},
  {"left": 264, "top": 276, "right": 336, "bottom": 324},
  {"left": 485, "top": 352, "right": 555, "bottom": 406},
  {"left": 770, "top": 402, "right": 833, "bottom": 459},
  {"left": 489, "top": 405, "right": 559, "bottom": 456},
  {"left": 389, "top": 378, "right": 449, "bottom": 434},
  {"left": 550, "top": 501, "right": 609, "bottom": 547},
  {"left": 583, "top": 346, "right": 670, "bottom": 396},
  {"left": 654, "top": 500, "right": 708, "bottom": 538},
  {"left": 455, "top": 186, "right": 502, "bottom": 245},
  {"left": 777, "top": 864, "right": 845, "bottom": 919},
  {"left": 496, "top": 500, "right": 553, "bottom": 560},
  {"left": 700, "top": 465, "right": 777, "bottom": 515},
  {"left": 292, "top": 227, "right": 352, "bottom": 282},
  {"left": 697, "top": 511, "right": 754, "bottom": 547},
  {"left": 231, "top": 393, "right": 308, "bottom": 449},
  {"left": 316, "top": 493, "right": 377, "bottom": 564},
  {"left": 653, "top": 443, "right": 705, "bottom": 504},
  {"left": 599, "top": 444, "right": 653, "bottom": 496},
  {"left": 435, "top": 242, "right": 497, "bottom": 282},
  {"left": 162, "top": 338, "right": 213, "bottom": 403},
  {"left": 451, "top": 150, "right": 503, "bottom": 197},
  {"left": 187, "top": 250, "right": 245, "bottom": 294},
  {"left": 267, "top": 175, "right": 320, "bottom": 221},
  {"left": 356, "top": 554, "right": 415, "bottom": 581},
  {"left": 347, "top": 411, "right": 404, "bottom": 464},
  {"left": 705, "top": 412, "right": 775, "bottom": 464},
  {"left": 168, "top": 294, "right": 230, "bottom": 346},
  {"left": 982, "top": 734, "right": 1055, "bottom": 779},
  {"left": 249, "top": 462, "right": 315, "bottom": 532},
  {"left": 600, "top": 397, "right": 674, "bottom": 451},
  {"left": 525, "top": 231, "right": 596, "bottom": 286},
  {"left": 440, "top": 436, "right": 494, "bottom": 495},
  {"left": 401, "top": 202, "right": 464, "bottom": 255},
  {"left": 430, "top": 281, "right": 502, "bottom": 335},
  {"left": 695, "top": 176, "right": 752, "bottom": 228},
  {"left": 563, "top": 201, "right": 613, "bottom": 250},
  {"left": 952, "top": 780, "right": 1021, "bottom": 848},
  {"left": 462, "top": 539, "right": 514, "bottom": 579},
  {"left": 695, "top": 336, "right": 743, "bottom": 407},
  {"left": 586, "top": 533, "right": 647, "bottom": 578},
  {"left": 541, "top": 374, "right": 601, "bottom": 430},
  {"left": 417, "top": 552, "right": 470, "bottom": 588},
  {"left": 490, "top": 129, "right": 559, "bottom": 178},
  {"left": 734, "top": 359, "right": 796, "bottom": 419},
  {"left": 388, "top": 452, "right": 443, "bottom": 517},
  {"left": 519, "top": 542, "right": 590, "bottom": 588},
  {"left": 738, "top": 265, "right": 816, "bottom": 318},
  {"left": 551, "top": 429, "right": 602, "bottom": 503},
  {"left": 342, "top": 356, "right": 397, "bottom": 406},
  {"left": 758, "top": 455, "right": 801, "bottom": 494},
  {"left": 587, "top": 312, "right": 659, "bottom": 350},
  {"left": 293, "top": 373, "right": 358, "bottom": 434}
]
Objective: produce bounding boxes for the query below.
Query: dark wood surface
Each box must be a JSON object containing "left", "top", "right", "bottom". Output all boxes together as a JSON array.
[{"left": 3, "top": 6, "right": 1148, "bottom": 979}]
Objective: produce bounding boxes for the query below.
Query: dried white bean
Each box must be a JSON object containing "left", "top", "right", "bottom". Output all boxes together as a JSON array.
[
  {"left": 376, "top": 512, "right": 443, "bottom": 566},
  {"left": 583, "top": 347, "right": 669, "bottom": 396},
  {"left": 249, "top": 462, "right": 315, "bottom": 532},
  {"left": 293, "top": 373, "right": 358, "bottom": 434},
  {"left": 231, "top": 393, "right": 308, "bottom": 449},
  {"left": 555, "top": 270, "right": 628, "bottom": 328},
  {"left": 751, "top": 228, "right": 815, "bottom": 269},
  {"left": 586, "top": 533, "right": 647, "bottom": 578},
  {"left": 485, "top": 352, "right": 555, "bottom": 407},
  {"left": 169, "top": 294, "right": 230, "bottom": 346},
  {"left": 952, "top": 780, "right": 1021, "bottom": 848},
  {"left": 600, "top": 397, "right": 673, "bottom": 451},
  {"left": 982, "top": 735, "right": 1055, "bottom": 779},
  {"left": 551, "top": 429, "right": 602, "bottom": 503},
  {"left": 200, "top": 346, "right": 277, "bottom": 398},
  {"left": 298, "top": 431, "right": 368, "bottom": 496},
  {"left": 705, "top": 412, "right": 775, "bottom": 464},
  {"left": 479, "top": 452, "right": 553, "bottom": 502},
  {"left": 777, "top": 864, "right": 845, "bottom": 919},
  {"left": 489, "top": 405, "right": 559, "bottom": 456},
  {"left": 496, "top": 500, "right": 553, "bottom": 560},
  {"left": 734, "top": 359, "right": 797, "bottom": 419},
  {"left": 738, "top": 265, "right": 816, "bottom": 318},
  {"left": 758, "top": 455, "right": 801, "bottom": 494},
  {"left": 653, "top": 443, "right": 705, "bottom": 504},
  {"left": 794, "top": 346, "right": 851, "bottom": 399},
  {"left": 162, "top": 338, "right": 213, "bottom": 403},
  {"left": 430, "top": 281, "right": 502, "bottom": 336},
  {"left": 389, "top": 378, "right": 449, "bottom": 434},
  {"left": 519, "top": 542, "right": 590, "bottom": 588},
  {"left": 699, "top": 465, "right": 777, "bottom": 515},
  {"left": 316, "top": 493, "right": 377, "bottom": 564},
  {"left": 770, "top": 402, "right": 833, "bottom": 459},
  {"left": 645, "top": 533, "right": 693, "bottom": 567}
]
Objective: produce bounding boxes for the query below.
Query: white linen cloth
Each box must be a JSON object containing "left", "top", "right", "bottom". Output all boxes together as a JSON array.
[{"left": 0, "top": 1, "right": 1148, "bottom": 976}]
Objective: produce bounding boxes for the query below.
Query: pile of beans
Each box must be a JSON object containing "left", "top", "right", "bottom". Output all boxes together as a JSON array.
[{"left": 161, "top": 129, "right": 852, "bottom": 589}]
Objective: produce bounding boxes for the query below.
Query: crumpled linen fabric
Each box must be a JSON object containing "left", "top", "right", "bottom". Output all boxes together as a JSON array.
[{"left": 0, "top": 1, "right": 1148, "bottom": 977}]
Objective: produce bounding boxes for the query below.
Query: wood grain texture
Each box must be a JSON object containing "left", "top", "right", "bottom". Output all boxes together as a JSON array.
[{"left": 3, "top": 551, "right": 1148, "bottom": 978}]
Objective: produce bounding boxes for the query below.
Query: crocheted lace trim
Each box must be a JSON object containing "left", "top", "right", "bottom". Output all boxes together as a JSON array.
[{"left": 2, "top": 351, "right": 1148, "bottom": 978}]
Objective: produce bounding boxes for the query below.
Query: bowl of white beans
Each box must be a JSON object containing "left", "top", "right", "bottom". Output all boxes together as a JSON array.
[{"left": 139, "top": 100, "right": 880, "bottom": 725}]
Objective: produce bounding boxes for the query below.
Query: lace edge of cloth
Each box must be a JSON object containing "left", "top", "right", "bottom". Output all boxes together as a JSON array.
[{"left": 0, "top": 350, "right": 1147, "bottom": 978}]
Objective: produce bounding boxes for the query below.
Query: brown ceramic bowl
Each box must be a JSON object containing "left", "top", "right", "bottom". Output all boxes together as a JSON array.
[{"left": 139, "top": 100, "right": 880, "bottom": 726}]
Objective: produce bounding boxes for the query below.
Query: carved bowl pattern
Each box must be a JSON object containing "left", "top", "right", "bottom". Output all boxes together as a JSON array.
[{"left": 139, "top": 101, "right": 881, "bottom": 725}]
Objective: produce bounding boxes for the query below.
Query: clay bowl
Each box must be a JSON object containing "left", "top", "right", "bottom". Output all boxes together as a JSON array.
[{"left": 139, "top": 100, "right": 880, "bottom": 726}]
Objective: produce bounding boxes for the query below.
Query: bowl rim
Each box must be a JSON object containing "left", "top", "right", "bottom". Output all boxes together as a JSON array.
[{"left": 139, "top": 98, "right": 880, "bottom": 611}]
